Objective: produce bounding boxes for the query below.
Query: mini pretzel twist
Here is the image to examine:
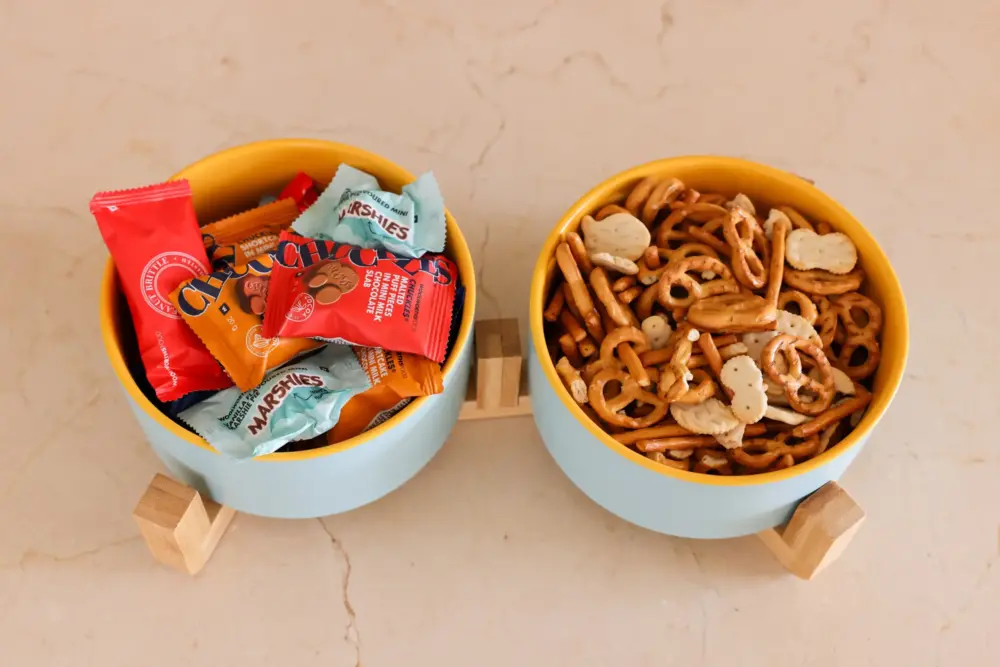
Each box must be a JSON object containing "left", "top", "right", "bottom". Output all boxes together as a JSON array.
[
  {"left": 594, "top": 203, "right": 631, "bottom": 220},
  {"left": 626, "top": 176, "right": 686, "bottom": 225},
  {"left": 657, "top": 256, "right": 737, "bottom": 309},
  {"left": 777, "top": 289, "right": 818, "bottom": 325},
  {"left": 588, "top": 368, "right": 668, "bottom": 428},
  {"left": 724, "top": 208, "right": 769, "bottom": 290},
  {"left": 760, "top": 334, "right": 836, "bottom": 415}
]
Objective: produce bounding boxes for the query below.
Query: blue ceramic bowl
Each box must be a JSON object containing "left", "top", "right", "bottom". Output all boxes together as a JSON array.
[
  {"left": 529, "top": 157, "right": 907, "bottom": 538},
  {"left": 99, "top": 140, "right": 476, "bottom": 518}
]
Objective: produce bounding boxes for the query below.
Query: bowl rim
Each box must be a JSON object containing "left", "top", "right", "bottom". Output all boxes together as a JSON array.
[
  {"left": 529, "top": 155, "right": 908, "bottom": 487},
  {"left": 98, "top": 138, "right": 476, "bottom": 462}
]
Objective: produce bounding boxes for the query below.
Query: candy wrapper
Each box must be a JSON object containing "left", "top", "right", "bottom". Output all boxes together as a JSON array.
[
  {"left": 262, "top": 232, "right": 458, "bottom": 363},
  {"left": 201, "top": 198, "right": 298, "bottom": 268},
  {"left": 280, "top": 172, "right": 320, "bottom": 212},
  {"left": 326, "top": 347, "right": 444, "bottom": 444},
  {"left": 170, "top": 252, "right": 322, "bottom": 391},
  {"left": 91, "top": 180, "right": 231, "bottom": 401},
  {"left": 291, "top": 164, "right": 446, "bottom": 258},
  {"left": 179, "top": 345, "right": 371, "bottom": 459}
]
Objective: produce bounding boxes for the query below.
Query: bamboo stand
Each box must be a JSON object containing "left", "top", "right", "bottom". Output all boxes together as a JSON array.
[{"left": 134, "top": 318, "right": 863, "bottom": 578}]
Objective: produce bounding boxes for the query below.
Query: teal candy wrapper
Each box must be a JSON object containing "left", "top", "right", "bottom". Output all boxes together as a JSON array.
[
  {"left": 179, "top": 345, "right": 371, "bottom": 459},
  {"left": 291, "top": 164, "right": 446, "bottom": 258}
]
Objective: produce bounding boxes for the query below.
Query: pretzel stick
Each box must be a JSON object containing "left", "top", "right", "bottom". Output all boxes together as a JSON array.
[
  {"left": 561, "top": 268, "right": 604, "bottom": 343},
  {"left": 614, "top": 422, "right": 767, "bottom": 445},
  {"left": 647, "top": 451, "right": 691, "bottom": 470},
  {"left": 599, "top": 326, "right": 651, "bottom": 387},
  {"left": 791, "top": 385, "right": 871, "bottom": 438},
  {"left": 777, "top": 205, "right": 815, "bottom": 232},
  {"left": 559, "top": 310, "right": 587, "bottom": 343},
  {"left": 595, "top": 203, "right": 630, "bottom": 220},
  {"left": 635, "top": 283, "right": 660, "bottom": 320},
  {"left": 636, "top": 435, "right": 718, "bottom": 452},
  {"left": 543, "top": 283, "right": 566, "bottom": 322},
  {"left": 590, "top": 267, "right": 635, "bottom": 327},
  {"left": 711, "top": 334, "right": 738, "bottom": 348},
  {"left": 618, "top": 286, "right": 643, "bottom": 304},
  {"left": 556, "top": 242, "right": 596, "bottom": 320},
  {"left": 765, "top": 215, "right": 789, "bottom": 308},
  {"left": 696, "top": 332, "right": 725, "bottom": 381},
  {"left": 559, "top": 333, "right": 583, "bottom": 367},
  {"left": 564, "top": 231, "right": 594, "bottom": 274},
  {"left": 618, "top": 343, "right": 649, "bottom": 387},
  {"left": 578, "top": 335, "right": 597, "bottom": 358},
  {"left": 643, "top": 245, "right": 661, "bottom": 270},
  {"left": 611, "top": 275, "right": 637, "bottom": 292},
  {"left": 556, "top": 356, "right": 588, "bottom": 404}
]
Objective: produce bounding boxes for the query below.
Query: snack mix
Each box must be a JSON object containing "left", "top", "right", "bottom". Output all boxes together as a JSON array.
[{"left": 543, "top": 178, "right": 882, "bottom": 475}]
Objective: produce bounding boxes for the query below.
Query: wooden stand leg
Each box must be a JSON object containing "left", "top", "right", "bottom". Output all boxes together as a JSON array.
[
  {"left": 133, "top": 473, "right": 236, "bottom": 575},
  {"left": 756, "top": 481, "right": 865, "bottom": 579},
  {"left": 459, "top": 318, "right": 532, "bottom": 421}
]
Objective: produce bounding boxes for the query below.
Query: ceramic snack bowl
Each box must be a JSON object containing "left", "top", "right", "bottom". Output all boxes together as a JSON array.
[
  {"left": 99, "top": 139, "right": 476, "bottom": 519},
  {"left": 528, "top": 156, "right": 907, "bottom": 539}
]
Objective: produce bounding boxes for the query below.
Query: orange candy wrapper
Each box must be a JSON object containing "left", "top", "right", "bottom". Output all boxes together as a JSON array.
[
  {"left": 200, "top": 198, "right": 298, "bottom": 268},
  {"left": 326, "top": 347, "right": 443, "bottom": 444},
  {"left": 169, "top": 252, "right": 322, "bottom": 391}
]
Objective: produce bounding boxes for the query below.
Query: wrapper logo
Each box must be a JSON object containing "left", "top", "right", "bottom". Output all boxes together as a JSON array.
[
  {"left": 141, "top": 252, "right": 208, "bottom": 319},
  {"left": 245, "top": 324, "right": 280, "bottom": 358},
  {"left": 287, "top": 293, "right": 315, "bottom": 322}
]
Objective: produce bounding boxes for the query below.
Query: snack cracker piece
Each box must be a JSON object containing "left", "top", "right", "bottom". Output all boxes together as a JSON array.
[
  {"left": 90, "top": 180, "right": 232, "bottom": 401},
  {"left": 263, "top": 232, "right": 459, "bottom": 363},
  {"left": 180, "top": 345, "right": 371, "bottom": 459}
]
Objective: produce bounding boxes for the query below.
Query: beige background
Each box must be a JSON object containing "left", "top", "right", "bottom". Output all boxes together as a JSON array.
[{"left": 1, "top": 0, "right": 996, "bottom": 665}]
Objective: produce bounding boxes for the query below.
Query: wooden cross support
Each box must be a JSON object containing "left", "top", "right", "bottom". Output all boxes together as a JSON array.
[
  {"left": 756, "top": 481, "right": 865, "bottom": 579},
  {"left": 131, "top": 319, "right": 863, "bottom": 579},
  {"left": 133, "top": 473, "right": 235, "bottom": 575}
]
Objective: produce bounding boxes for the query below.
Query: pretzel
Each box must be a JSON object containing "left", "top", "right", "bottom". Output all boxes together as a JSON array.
[
  {"left": 814, "top": 296, "right": 839, "bottom": 349},
  {"left": 612, "top": 275, "right": 637, "bottom": 292},
  {"left": 591, "top": 267, "right": 637, "bottom": 328},
  {"left": 581, "top": 357, "right": 606, "bottom": 384},
  {"left": 693, "top": 449, "right": 733, "bottom": 474},
  {"left": 633, "top": 283, "right": 660, "bottom": 320},
  {"left": 696, "top": 331, "right": 724, "bottom": 381},
  {"left": 683, "top": 203, "right": 730, "bottom": 223},
  {"left": 559, "top": 333, "right": 583, "bottom": 367},
  {"left": 646, "top": 451, "right": 690, "bottom": 470},
  {"left": 776, "top": 205, "right": 816, "bottom": 233},
  {"left": 635, "top": 435, "right": 718, "bottom": 452},
  {"left": 594, "top": 203, "right": 630, "bottom": 220},
  {"left": 599, "top": 325, "right": 651, "bottom": 387},
  {"left": 660, "top": 331, "right": 694, "bottom": 402},
  {"left": 760, "top": 334, "right": 835, "bottom": 415},
  {"left": 777, "top": 289, "right": 818, "bottom": 324},
  {"left": 578, "top": 335, "right": 598, "bottom": 358},
  {"left": 765, "top": 213, "right": 789, "bottom": 307},
  {"left": 724, "top": 208, "right": 768, "bottom": 290},
  {"left": 618, "top": 285, "right": 643, "bottom": 304},
  {"left": 556, "top": 356, "right": 588, "bottom": 404},
  {"left": 543, "top": 283, "right": 566, "bottom": 322},
  {"left": 791, "top": 385, "right": 871, "bottom": 437},
  {"left": 564, "top": 231, "right": 594, "bottom": 274},
  {"left": 773, "top": 453, "right": 795, "bottom": 470},
  {"left": 686, "top": 293, "right": 777, "bottom": 333},
  {"left": 816, "top": 420, "right": 843, "bottom": 454},
  {"left": 654, "top": 208, "right": 695, "bottom": 249},
  {"left": 556, "top": 242, "right": 603, "bottom": 338},
  {"left": 728, "top": 434, "right": 822, "bottom": 470},
  {"left": 698, "top": 193, "right": 727, "bottom": 206},
  {"left": 837, "top": 334, "right": 881, "bottom": 380},
  {"left": 657, "top": 256, "right": 738, "bottom": 309},
  {"left": 643, "top": 245, "right": 661, "bottom": 270},
  {"left": 671, "top": 368, "right": 717, "bottom": 405},
  {"left": 626, "top": 176, "right": 685, "bottom": 225},
  {"left": 833, "top": 292, "right": 883, "bottom": 337},
  {"left": 784, "top": 268, "right": 864, "bottom": 295},
  {"left": 815, "top": 221, "right": 834, "bottom": 235},
  {"left": 559, "top": 309, "right": 587, "bottom": 343},
  {"left": 686, "top": 217, "right": 731, "bottom": 256},
  {"left": 588, "top": 368, "right": 667, "bottom": 428},
  {"left": 613, "top": 422, "right": 767, "bottom": 445}
]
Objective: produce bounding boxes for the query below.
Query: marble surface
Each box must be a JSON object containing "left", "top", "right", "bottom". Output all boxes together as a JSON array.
[{"left": 1, "top": 0, "right": 997, "bottom": 664}]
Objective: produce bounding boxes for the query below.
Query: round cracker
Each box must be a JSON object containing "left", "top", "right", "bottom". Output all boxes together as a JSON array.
[{"left": 785, "top": 228, "right": 858, "bottom": 274}]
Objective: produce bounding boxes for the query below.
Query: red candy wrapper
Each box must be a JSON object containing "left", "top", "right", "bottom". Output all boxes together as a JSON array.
[
  {"left": 91, "top": 180, "right": 232, "bottom": 400},
  {"left": 263, "top": 231, "right": 458, "bottom": 363},
  {"left": 279, "top": 172, "right": 319, "bottom": 212}
]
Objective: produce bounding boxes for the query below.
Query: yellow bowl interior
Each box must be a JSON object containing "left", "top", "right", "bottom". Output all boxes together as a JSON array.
[
  {"left": 99, "top": 138, "right": 476, "bottom": 461},
  {"left": 529, "top": 156, "right": 908, "bottom": 486}
]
